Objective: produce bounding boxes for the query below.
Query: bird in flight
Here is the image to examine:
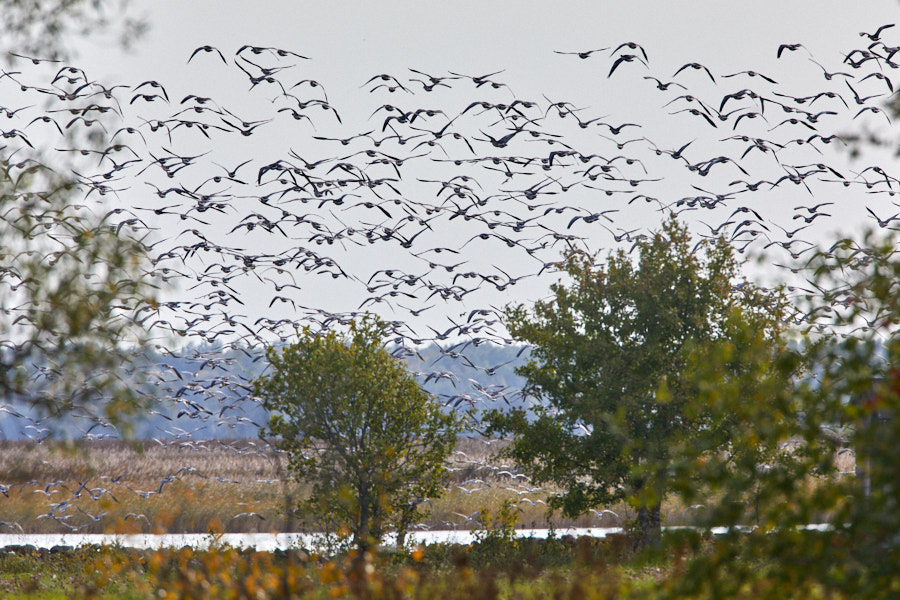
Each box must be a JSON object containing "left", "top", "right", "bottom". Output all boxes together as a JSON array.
[
  {"left": 859, "top": 23, "right": 895, "bottom": 41},
  {"left": 608, "top": 53, "right": 648, "bottom": 77},
  {"left": 673, "top": 62, "right": 716, "bottom": 83},
  {"left": 9, "top": 51, "right": 61, "bottom": 64},
  {"left": 188, "top": 45, "right": 227, "bottom": 64},
  {"left": 554, "top": 47, "right": 609, "bottom": 59},
  {"left": 776, "top": 43, "right": 807, "bottom": 58}
]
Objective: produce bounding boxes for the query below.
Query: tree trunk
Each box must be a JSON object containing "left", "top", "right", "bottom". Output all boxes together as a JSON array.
[
  {"left": 634, "top": 503, "right": 662, "bottom": 549},
  {"left": 356, "top": 483, "right": 372, "bottom": 551},
  {"left": 396, "top": 503, "right": 416, "bottom": 549},
  {"left": 630, "top": 473, "right": 662, "bottom": 549}
]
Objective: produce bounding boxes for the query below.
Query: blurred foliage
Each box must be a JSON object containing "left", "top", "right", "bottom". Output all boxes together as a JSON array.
[
  {"left": 659, "top": 229, "right": 900, "bottom": 599},
  {"left": 0, "top": 156, "right": 157, "bottom": 427},
  {"left": 1, "top": 0, "right": 154, "bottom": 430},
  {"left": 23, "top": 528, "right": 876, "bottom": 599},
  {"left": 0, "top": 538, "right": 663, "bottom": 599},
  {"left": 2, "top": 0, "right": 147, "bottom": 63},
  {"left": 472, "top": 498, "right": 522, "bottom": 548},
  {"left": 487, "top": 216, "right": 790, "bottom": 549},
  {"left": 1, "top": 533, "right": 882, "bottom": 599},
  {"left": 255, "top": 316, "right": 461, "bottom": 550}
]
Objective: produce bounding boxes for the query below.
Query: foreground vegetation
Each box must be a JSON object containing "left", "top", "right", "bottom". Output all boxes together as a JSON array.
[
  {"left": 0, "top": 530, "right": 886, "bottom": 600},
  {"left": 0, "top": 537, "right": 644, "bottom": 599}
]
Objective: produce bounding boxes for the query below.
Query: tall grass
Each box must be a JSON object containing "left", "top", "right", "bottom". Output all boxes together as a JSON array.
[{"left": 0, "top": 437, "right": 856, "bottom": 535}]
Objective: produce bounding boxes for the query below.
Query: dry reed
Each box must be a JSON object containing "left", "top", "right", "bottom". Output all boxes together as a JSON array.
[{"left": 0, "top": 437, "right": 856, "bottom": 535}]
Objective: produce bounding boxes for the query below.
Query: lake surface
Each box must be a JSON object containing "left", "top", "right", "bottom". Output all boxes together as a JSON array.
[
  {"left": 0, "top": 528, "right": 624, "bottom": 552},
  {"left": 0, "top": 525, "right": 830, "bottom": 552}
]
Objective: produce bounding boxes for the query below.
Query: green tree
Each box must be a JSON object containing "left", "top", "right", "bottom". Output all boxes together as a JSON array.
[
  {"left": 2, "top": 0, "right": 153, "bottom": 428},
  {"left": 255, "top": 316, "right": 460, "bottom": 550},
  {"left": 488, "top": 216, "right": 788, "bottom": 548},
  {"left": 661, "top": 231, "right": 900, "bottom": 599},
  {"left": 1, "top": 156, "right": 157, "bottom": 426}
]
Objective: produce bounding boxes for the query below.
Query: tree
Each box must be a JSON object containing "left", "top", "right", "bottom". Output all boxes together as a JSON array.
[
  {"left": 254, "top": 316, "right": 460, "bottom": 550},
  {"left": 488, "top": 216, "right": 788, "bottom": 548},
  {"left": 2, "top": 0, "right": 147, "bottom": 64},
  {"left": 2, "top": 0, "right": 154, "bottom": 429},
  {"left": 660, "top": 231, "right": 900, "bottom": 599},
  {"left": 1, "top": 155, "right": 157, "bottom": 427}
]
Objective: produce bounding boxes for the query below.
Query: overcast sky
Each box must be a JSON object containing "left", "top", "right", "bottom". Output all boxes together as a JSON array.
[{"left": 6, "top": 0, "right": 900, "bottom": 347}]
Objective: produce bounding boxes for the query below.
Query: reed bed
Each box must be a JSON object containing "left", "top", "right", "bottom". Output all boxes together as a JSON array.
[{"left": 0, "top": 437, "right": 856, "bottom": 535}]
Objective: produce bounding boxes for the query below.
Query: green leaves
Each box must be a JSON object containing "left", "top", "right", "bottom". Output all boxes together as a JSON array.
[
  {"left": 488, "top": 216, "right": 788, "bottom": 547},
  {"left": 655, "top": 230, "right": 900, "bottom": 598},
  {"left": 255, "top": 315, "right": 460, "bottom": 549},
  {"left": 1, "top": 157, "right": 157, "bottom": 427}
]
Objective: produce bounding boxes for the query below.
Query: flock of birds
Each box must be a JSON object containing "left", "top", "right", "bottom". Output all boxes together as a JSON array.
[{"left": 1, "top": 23, "right": 900, "bottom": 532}]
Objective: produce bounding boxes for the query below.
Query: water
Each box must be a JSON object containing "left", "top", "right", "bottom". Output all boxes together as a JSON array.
[
  {"left": 0, "top": 528, "right": 624, "bottom": 552},
  {"left": 0, "top": 525, "right": 831, "bottom": 552}
]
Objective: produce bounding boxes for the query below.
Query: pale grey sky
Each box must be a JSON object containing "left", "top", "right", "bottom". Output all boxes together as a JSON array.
[{"left": 6, "top": 0, "right": 900, "bottom": 345}]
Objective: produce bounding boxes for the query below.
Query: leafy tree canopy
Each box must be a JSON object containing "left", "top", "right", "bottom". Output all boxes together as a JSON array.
[
  {"left": 255, "top": 316, "right": 460, "bottom": 549},
  {"left": 1, "top": 156, "right": 157, "bottom": 427},
  {"left": 661, "top": 230, "right": 900, "bottom": 599},
  {"left": 488, "top": 215, "right": 789, "bottom": 547}
]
